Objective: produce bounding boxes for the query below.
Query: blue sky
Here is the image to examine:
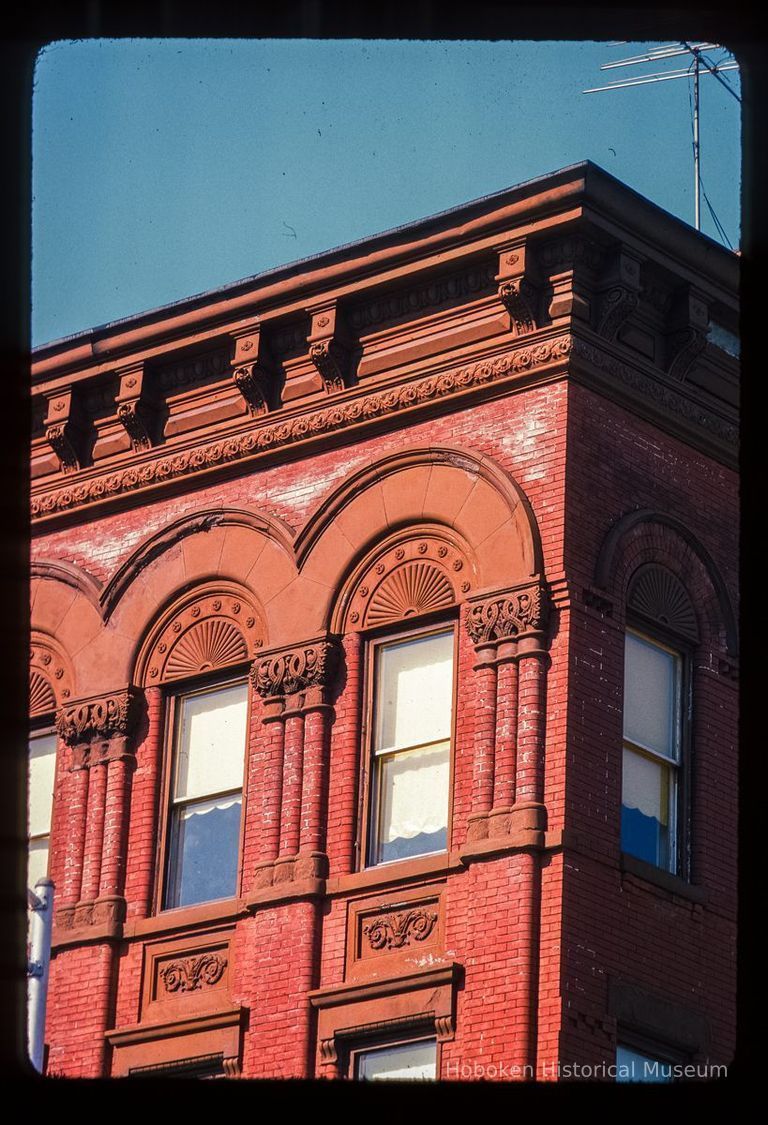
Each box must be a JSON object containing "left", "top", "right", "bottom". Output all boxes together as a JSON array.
[{"left": 31, "top": 38, "right": 741, "bottom": 348}]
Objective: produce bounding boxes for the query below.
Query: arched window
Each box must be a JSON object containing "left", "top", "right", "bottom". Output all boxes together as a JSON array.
[
  {"left": 136, "top": 585, "right": 265, "bottom": 911},
  {"left": 366, "top": 624, "right": 456, "bottom": 867},
  {"left": 340, "top": 532, "right": 469, "bottom": 871},
  {"left": 28, "top": 635, "right": 73, "bottom": 892},
  {"left": 621, "top": 565, "right": 698, "bottom": 877},
  {"left": 161, "top": 677, "right": 250, "bottom": 909}
]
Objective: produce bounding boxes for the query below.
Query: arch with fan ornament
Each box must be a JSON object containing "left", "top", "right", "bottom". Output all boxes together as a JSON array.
[
  {"left": 30, "top": 631, "right": 75, "bottom": 719},
  {"left": 134, "top": 580, "right": 267, "bottom": 687}
]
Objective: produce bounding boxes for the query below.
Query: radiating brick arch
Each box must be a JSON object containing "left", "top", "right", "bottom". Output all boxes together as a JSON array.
[
  {"left": 93, "top": 507, "right": 295, "bottom": 686},
  {"left": 31, "top": 562, "right": 105, "bottom": 700},
  {"left": 294, "top": 445, "right": 543, "bottom": 635},
  {"left": 594, "top": 508, "right": 738, "bottom": 657},
  {"left": 100, "top": 507, "right": 295, "bottom": 621},
  {"left": 31, "top": 559, "right": 103, "bottom": 614}
]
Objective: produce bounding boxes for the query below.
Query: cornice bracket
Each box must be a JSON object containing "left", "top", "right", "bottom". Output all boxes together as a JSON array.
[
  {"left": 230, "top": 322, "right": 275, "bottom": 415},
  {"left": 596, "top": 247, "right": 643, "bottom": 341},
  {"left": 495, "top": 238, "right": 540, "bottom": 335},
  {"left": 307, "top": 302, "right": 354, "bottom": 393},
  {"left": 665, "top": 286, "right": 709, "bottom": 380},
  {"left": 44, "top": 389, "right": 86, "bottom": 474},
  {"left": 115, "top": 361, "right": 160, "bottom": 452}
]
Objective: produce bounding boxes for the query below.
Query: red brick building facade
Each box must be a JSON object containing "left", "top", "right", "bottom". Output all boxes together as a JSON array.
[{"left": 29, "top": 162, "right": 738, "bottom": 1080}]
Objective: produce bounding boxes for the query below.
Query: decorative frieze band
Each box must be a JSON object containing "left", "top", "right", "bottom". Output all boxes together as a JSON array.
[
  {"left": 570, "top": 337, "right": 737, "bottom": 448},
  {"left": 252, "top": 639, "right": 341, "bottom": 701},
  {"left": 31, "top": 335, "right": 573, "bottom": 521},
  {"left": 465, "top": 580, "right": 549, "bottom": 647}
]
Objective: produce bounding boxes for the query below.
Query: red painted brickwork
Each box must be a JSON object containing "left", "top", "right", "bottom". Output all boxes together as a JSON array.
[
  {"left": 29, "top": 170, "right": 738, "bottom": 1080},
  {"left": 31, "top": 370, "right": 737, "bottom": 1078}
]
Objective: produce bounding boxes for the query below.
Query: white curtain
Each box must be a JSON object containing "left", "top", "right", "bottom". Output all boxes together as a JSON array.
[
  {"left": 29, "top": 734, "right": 57, "bottom": 838},
  {"left": 376, "top": 631, "right": 453, "bottom": 752},
  {"left": 358, "top": 1040, "right": 436, "bottom": 1080},
  {"left": 622, "top": 747, "right": 668, "bottom": 823},
  {"left": 624, "top": 634, "right": 679, "bottom": 758},
  {"left": 175, "top": 682, "right": 248, "bottom": 800},
  {"left": 379, "top": 742, "right": 449, "bottom": 841}
]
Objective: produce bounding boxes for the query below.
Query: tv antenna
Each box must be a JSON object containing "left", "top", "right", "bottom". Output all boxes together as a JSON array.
[{"left": 584, "top": 42, "right": 740, "bottom": 242}]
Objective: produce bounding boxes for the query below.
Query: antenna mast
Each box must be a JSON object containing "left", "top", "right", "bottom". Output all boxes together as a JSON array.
[{"left": 584, "top": 42, "right": 740, "bottom": 235}]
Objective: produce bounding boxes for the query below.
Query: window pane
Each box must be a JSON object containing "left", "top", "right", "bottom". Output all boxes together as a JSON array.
[
  {"left": 166, "top": 795, "right": 242, "bottom": 908},
  {"left": 373, "top": 742, "right": 449, "bottom": 864},
  {"left": 29, "top": 733, "right": 57, "bottom": 838},
  {"left": 356, "top": 1040, "right": 436, "bottom": 1080},
  {"left": 621, "top": 747, "right": 673, "bottom": 868},
  {"left": 623, "top": 633, "right": 679, "bottom": 758},
  {"left": 375, "top": 632, "right": 453, "bottom": 752},
  {"left": 616, "top": 1045, "right": 675, "bottom": 1083},
  {"left": 175, "top": 682, "right": 248, "bottom": 801},
  {"left": 28, "top": 837, "right": 49, "bottom": 890}
]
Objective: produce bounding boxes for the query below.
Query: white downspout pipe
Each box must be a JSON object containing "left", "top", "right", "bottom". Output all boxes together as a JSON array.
[{"left": 27, "top": 878, "right": 54, "bottom": 1074}]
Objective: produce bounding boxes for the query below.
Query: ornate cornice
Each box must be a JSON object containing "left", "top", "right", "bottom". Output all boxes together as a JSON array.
[
  {"left": 252, "top": 639, "right": 341, "bottom": 700},
  {"left": 465, "top": 580, "right": 548, "bottom": 646},
  {"left": 347, "top": 261, "right": 496, "bottom": 331},
  {"left": 570, "top": 336, "right": 738, "bottom": 452},
  {"left": 31, "top": 335, "right": 573, "bottom": 523}
]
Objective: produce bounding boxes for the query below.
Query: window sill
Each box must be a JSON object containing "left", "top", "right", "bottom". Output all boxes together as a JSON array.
[
  {"left": 124, "top": 897, "right": 246, "bottom": 940},
  {"left": 325, "top": 851, "right": 465, "bottom": 898},
  {"left": 620, "top": 854, "right": 707, "bottom": 904}
]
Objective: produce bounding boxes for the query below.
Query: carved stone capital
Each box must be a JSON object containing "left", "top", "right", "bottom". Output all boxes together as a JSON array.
[
  {"left": 465, "top": 580, "right": 549, "bottom": 647},
  {"left": 56, "top": 689, "right": 139, "bottom": 763},
  {"left": 252, "top": 639, "right": 341, "bottom": 701}
]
